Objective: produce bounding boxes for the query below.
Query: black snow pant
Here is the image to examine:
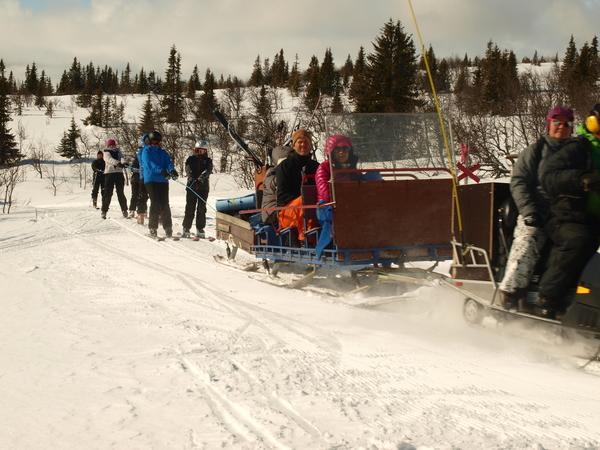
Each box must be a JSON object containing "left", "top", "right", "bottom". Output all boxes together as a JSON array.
[
  {"left": 145, "top": 181, "right": 173, "bottom": 233},
  {"left": 182, "top": 185, "right": 209, "bottom": 232},
  {"left": 101, "top": 172, "right": 128, "bottom": 214},
  {"left": 539, "top": 219, "right": 600, "bottom": 305},
  {"left": 91, "top": 172, "right": 104, "bottom": 203},
  {"left": 129, "top": 178, "right": 148, "bottom": 214}
]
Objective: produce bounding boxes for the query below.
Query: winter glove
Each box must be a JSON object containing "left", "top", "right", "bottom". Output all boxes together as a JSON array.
[
  {"left": 523, "top": 214, "right": 542, "bottom": 228},
  {"left": 581, "top": 174, "right": 600, "bottom": 193},
  {"left": 187, "top": 176, "right": 195, "bottom": 186},
  {"left": 160, "top": 169, "right": 170, "bottom": 179},
  {"left": 116, "top": 162, "right": 125, "bottom": 168},
  {"left": 198, "top": 174, "right": 207, "bottom": 184},
  {"left": 169, "top": 170, "right": 178, "bottom": 180}
]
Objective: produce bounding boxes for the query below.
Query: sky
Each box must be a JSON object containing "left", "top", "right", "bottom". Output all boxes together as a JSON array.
[{"left": 1, "top": 0, "right": 600, "bottom": 84}]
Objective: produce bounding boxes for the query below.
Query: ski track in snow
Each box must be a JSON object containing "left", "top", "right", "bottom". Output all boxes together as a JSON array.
[{"left": 2, "top": 200, "right": 600, "bottom": 450}]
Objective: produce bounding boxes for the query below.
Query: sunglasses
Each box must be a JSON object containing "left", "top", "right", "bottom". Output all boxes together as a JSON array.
[
  {"left": 551, "top": 120, "right": 573, "bottom": 128},
  {"left": 333, "top": 146, "right": 350, "bottom": 153}
]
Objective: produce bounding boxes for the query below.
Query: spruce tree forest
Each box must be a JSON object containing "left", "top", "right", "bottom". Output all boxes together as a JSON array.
[{"left": 1, "top": 19, "right": 599, "bottom": 200}]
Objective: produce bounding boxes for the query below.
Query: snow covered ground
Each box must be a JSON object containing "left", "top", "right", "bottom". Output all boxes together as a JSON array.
[{"left": 2, "top": 96, "right": 600, "bottom": 449}]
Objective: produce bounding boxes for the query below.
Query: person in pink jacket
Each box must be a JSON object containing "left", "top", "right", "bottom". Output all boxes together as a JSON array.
[{"left": 315, "top": 135, "right": 360, "bottom": 203}]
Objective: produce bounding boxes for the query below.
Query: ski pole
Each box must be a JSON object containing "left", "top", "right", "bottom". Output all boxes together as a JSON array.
[{"left": 172, "top": 178, "right": 217, "bottom": 212}]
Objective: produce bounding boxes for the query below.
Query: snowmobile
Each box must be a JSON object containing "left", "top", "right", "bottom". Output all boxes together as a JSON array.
[{"left": 444, "top": 182, "right": 600, "bottom": 340}]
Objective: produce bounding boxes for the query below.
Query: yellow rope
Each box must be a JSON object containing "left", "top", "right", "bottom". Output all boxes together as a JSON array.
[{"left": 407, "top": 0, "right": 464, "bottom": 234}]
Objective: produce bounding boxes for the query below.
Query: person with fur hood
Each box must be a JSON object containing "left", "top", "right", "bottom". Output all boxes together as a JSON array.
[
  {"left": 261, "top": 145, "right": 293, "bottom": 226},
  {"left": 315, "top": 135, "right": 360, "bottom": 204}
]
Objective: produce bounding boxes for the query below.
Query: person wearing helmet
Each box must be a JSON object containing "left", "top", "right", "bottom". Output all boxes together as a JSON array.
[
  {"left": 100, "top": 139, "right": 128, "bottom": 219},
  {"left": 537, "top": 104, "right": 600, "bottom": 319},
  {"left": 137, "top": 131, "right": 178, "bottom": 238},
  {"left": 91, "top": 150, "right": 105, "bottom": 209},
  {"left": 182, "top": 140, "right": 213, "bottom": 238}
]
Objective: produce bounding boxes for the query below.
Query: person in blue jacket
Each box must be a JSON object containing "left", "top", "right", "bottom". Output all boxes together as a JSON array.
[{"left": 137, "top": 131, "right": 178, "bottom": 238}]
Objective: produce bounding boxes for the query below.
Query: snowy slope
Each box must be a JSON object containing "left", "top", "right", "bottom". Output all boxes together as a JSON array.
[{"left": 2, "top": 95, "right": 600, "bottom": 450}]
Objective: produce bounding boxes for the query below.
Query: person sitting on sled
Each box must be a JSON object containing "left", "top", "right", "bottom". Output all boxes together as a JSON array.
[
  {"left": 275, "top": 129, "right": 319, "bottom": 246},
  {"left": 313, "top": 135, "right": 362, "bottom": 257},
  {"left": 261, "top": 145, "right": 294, "bottom": 227}
]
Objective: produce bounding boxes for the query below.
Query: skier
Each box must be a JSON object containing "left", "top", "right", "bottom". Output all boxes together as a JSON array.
[
  {"left": 127, "top": 154, "right": 148, "bottom": 223},
  {"left": 91, "top": 150, "right": 105, "bottom": 209},
  {"left": 498, "top": 106, "right": 574, "bottom": 311},
  {"left": 101, "top": 139, "right": 128, "bottom": 219},
  {"left": 137, "top": 131, "right": 178, "bottom": 238},
  {"left": 182, "top": 141, "right": 213, "bottom": 238}
]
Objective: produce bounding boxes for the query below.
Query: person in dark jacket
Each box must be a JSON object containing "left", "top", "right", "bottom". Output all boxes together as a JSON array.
[
  {"left": 261, "top": 145, "right": 293, "bottom": 226},
  {"left": 137, "top": 131, "right": 178, "bottom": 238},
  {"left": 182, "top": 141, "right": 213, "bottom": 238},
  {"left": 127, "top": 154, "right": 148, "bottom": 222},
  {"left": 499, "top": 106, "right": 574, "bottom": 310},
  {"left": 91, "top": 150, "right": 105, "bottom": 209},
  {"left": 276, "top": 129, "right": 320, "bottom": 207},
  {"left": 537, "top": 104, "right": 600, "bottom": 319},
  {"left": 276, "top": 129, "right": 319, "bottom": 244},
  {"left": 101, "top": 139, "right": 128, "bottom": 219}
]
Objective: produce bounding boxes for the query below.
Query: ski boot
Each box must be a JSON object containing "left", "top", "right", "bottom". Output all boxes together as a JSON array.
[
  {"left": 92, "top": 198, "right": 98, "bottom": 209},
  {"left": 101, "top": 211, "right": 107, "bottom": 219},
  {"left": 149, "top": 229, "right": 158, "bottom": 238},
  {"left": 182, "top": 229, "right": 191, "bottom": 238},
  {"left": 127, "top": 210, "right": 135, "bottom": 219},
  {"left": 137, "top": 214, "right": 146, "bottom": 225},
  {"left": 122, "top": 210, "right": 128, "bottom": 218},
  {"left": 196, "top": 229, "right": 205, "bottom": 239}
]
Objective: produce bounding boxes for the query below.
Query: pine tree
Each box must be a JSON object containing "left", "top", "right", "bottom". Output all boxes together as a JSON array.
[
  {"left": 186, "top": 65, "right": 202, "bottom": 99},
  {"left": 82, "top": 88, "right": 103, "bottom": 126},
  {"left": 287, "top": 55, "right": 300, "bottom": 96},
  {"left": 24, "top": 62, "right": 39, "bottom": 95},
  {"left": 135, "top": 67, "right": 148, "bottom": 94},
  {"left": 305, "top": 55, "right": 321, "bottom": 111},
  {"left": 197, "top": 68, "right": 217, "bottom": 121},
  {"left": 56, "top": 117, "right": 82, "bottom": 160},
  {"left": 357, "top": 20, "right": 419, "bottom": 113},
  {"left": 139, "top": 94, "right": 156, "bottom": 135},
  {"left": 319, "top": 48, "right": 336, "bottom": 96},
  {"left": 262, "top": 57, "right": 272, "bottom": 86},
  {"left": 271, "top": 49, "right": 288, "bottom": 88},
  {"left": 0, "top": 60, "right": 19, "bottom": 165},
  {"left": 120, "top": 63, "right": 132, "bottom": 94},
  {"left": 249, "top": 55, "right": 263, "bottom": 87},
  {"left": 161, "top": 45, "right": 184, "bottom": 123},
  {"left": 349, "top": 47, "right": 369, "bottom": 110},
  {"left": 331, "top": 80, "right": 344, "bottom": 113},
  {"left": 340, "top": 54, "right": 354, "bottom": 88}
]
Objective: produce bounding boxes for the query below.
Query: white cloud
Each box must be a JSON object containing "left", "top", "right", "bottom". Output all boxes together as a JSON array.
[{"left": 2, "top": 0, "right": 599, "bottom": 83}]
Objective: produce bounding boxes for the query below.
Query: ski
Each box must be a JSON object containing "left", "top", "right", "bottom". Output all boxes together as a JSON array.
[
  {"left": 149, "top": 234, "right": 179, "bottom": 241},
  {"left": 193, "top": 236, "right": 215, "bottom": 242},
  {"left": 213, "top": 254, "right": 261, "bottom": 272}
]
